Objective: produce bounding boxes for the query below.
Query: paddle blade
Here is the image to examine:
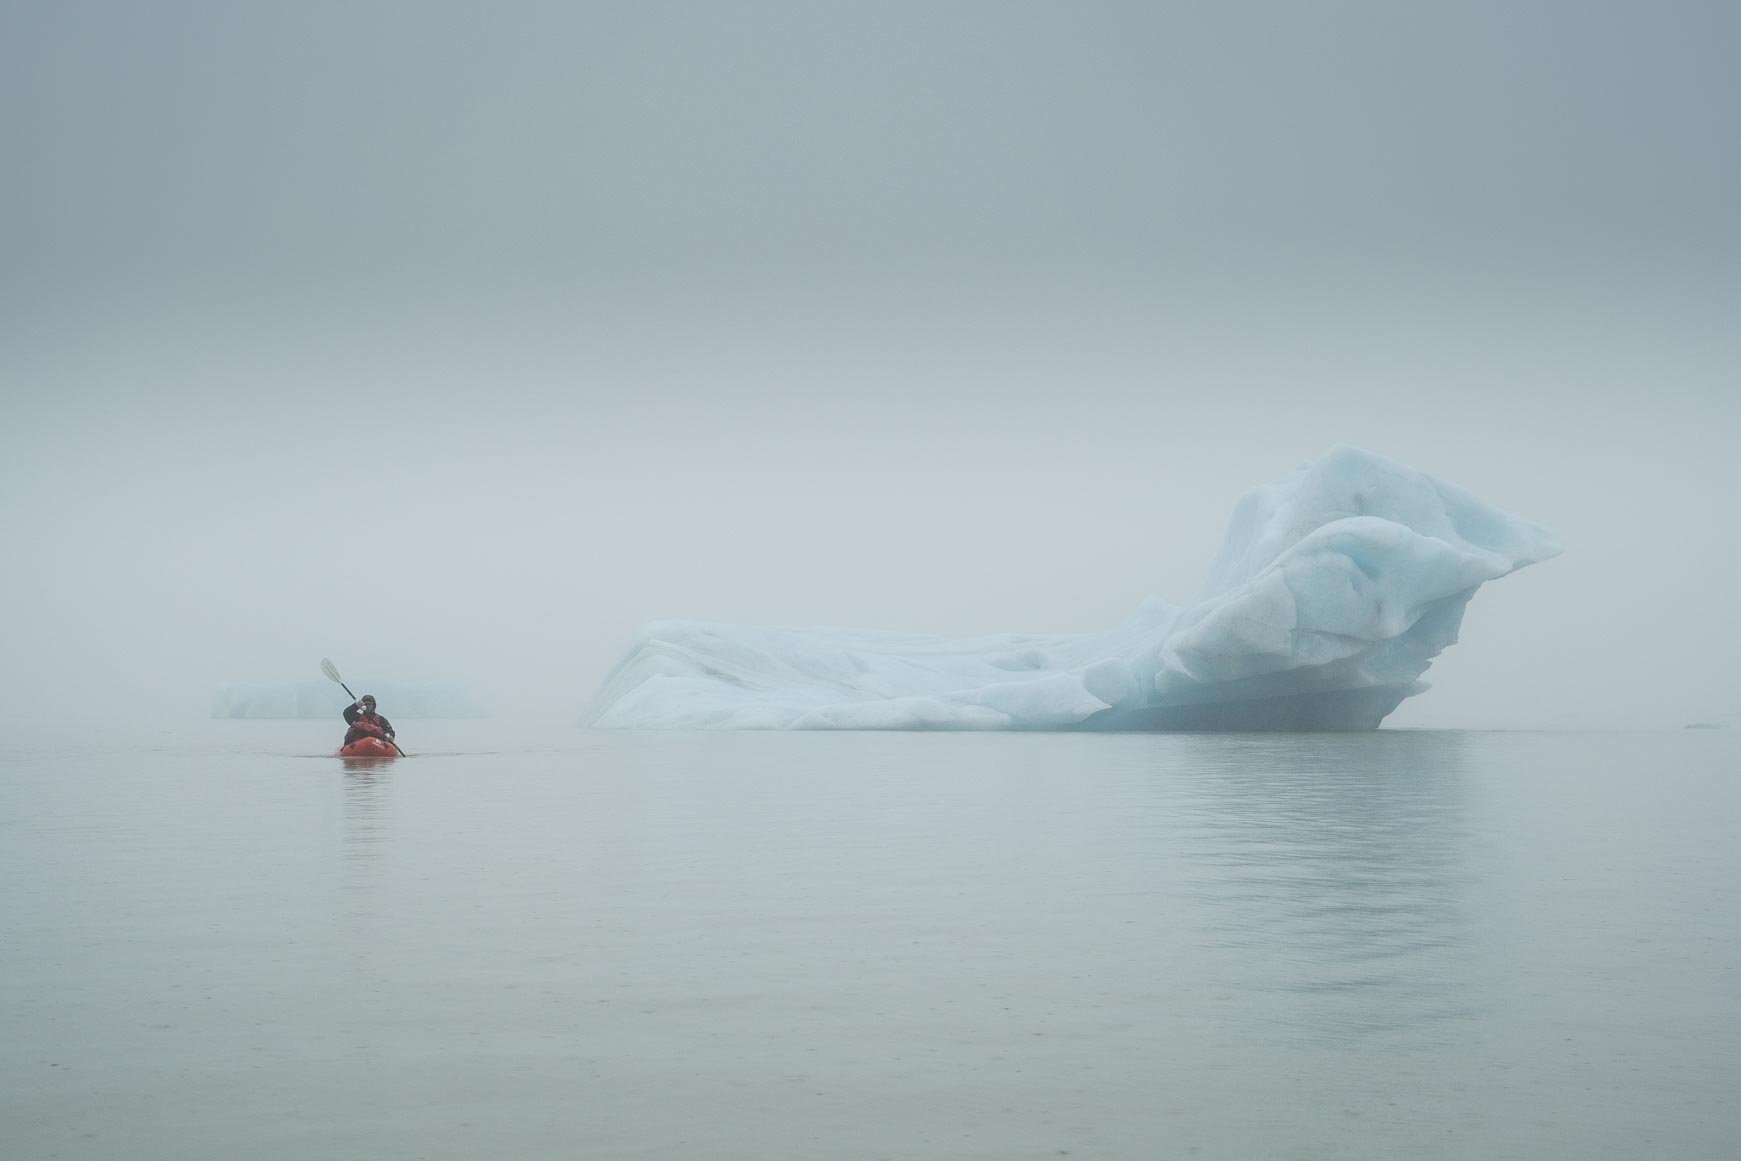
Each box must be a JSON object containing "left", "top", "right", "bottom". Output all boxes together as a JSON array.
[{"left": 320, "top": 657, "right": 343, "bottom": 684}]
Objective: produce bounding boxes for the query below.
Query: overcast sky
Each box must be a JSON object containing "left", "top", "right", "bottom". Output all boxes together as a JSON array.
[{"left": 3, "top": 1, "right": 1737, "bottom": 728}]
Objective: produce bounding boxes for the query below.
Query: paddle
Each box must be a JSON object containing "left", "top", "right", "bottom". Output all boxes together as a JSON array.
[{"left": 320, "top": 657, "right": 407, "bottom": 756}]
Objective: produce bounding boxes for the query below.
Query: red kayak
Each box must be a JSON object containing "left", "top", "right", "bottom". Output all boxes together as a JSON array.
[{"left": 337, "top": 736, "right": 398, "bottom": 758}]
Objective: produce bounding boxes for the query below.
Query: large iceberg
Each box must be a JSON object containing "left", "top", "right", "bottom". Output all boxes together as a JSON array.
[
  {"left": 212, "top": 680, "right": 487, "bottom": 719},
  {"left": 588, "top": 447, "right": 1560, "bottom": 731}
]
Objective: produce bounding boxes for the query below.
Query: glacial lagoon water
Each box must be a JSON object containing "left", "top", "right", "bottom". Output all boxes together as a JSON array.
[{"left": 3, "top": 723, "right": 1736, "bottom": 1159}]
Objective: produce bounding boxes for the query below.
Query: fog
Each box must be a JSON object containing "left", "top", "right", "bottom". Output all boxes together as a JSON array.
[{"left": 4, "top": 2, "right": 1737, "bottom": 729}]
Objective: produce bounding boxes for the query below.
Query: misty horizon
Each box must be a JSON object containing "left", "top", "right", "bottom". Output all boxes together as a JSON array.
[{"left": 4, "top": 2, "right": 1738, "bottom": 730}]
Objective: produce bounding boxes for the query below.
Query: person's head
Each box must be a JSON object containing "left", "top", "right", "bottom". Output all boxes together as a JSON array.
[{"left": 360, "top": 694, "right": 377, "bottom": 712}]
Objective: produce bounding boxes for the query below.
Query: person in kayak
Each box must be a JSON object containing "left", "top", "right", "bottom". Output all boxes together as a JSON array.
[{"left": 342, "top": 695, "right": 396, "bottom": 748}]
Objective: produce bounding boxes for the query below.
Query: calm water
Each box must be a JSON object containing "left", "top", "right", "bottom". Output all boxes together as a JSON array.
[{"left": 2, "top": 724, "right": 1737, "bottom": 1159}]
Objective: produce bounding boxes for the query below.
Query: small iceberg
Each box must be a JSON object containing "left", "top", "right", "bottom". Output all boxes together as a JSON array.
[
  {"left": 588, "top": 446, "right": 1560, "bottom": 731},
  {"left": 212, "top": 680, "right": 487, "bottom": 720}
]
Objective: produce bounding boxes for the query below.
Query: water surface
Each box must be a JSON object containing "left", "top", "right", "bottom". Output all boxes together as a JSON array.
[{"left": 3, "top": 724, "right": 1736, "bottom": 1159}]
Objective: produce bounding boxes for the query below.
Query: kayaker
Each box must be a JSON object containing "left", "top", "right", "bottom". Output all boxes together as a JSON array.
[{"left": 342, "top": 695, "right": 396, "bottom": 748}]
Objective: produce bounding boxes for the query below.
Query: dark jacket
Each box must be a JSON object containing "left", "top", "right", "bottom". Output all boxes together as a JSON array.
[{"left": 343, "top": 704, "right": 395, "bottom": 739}]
